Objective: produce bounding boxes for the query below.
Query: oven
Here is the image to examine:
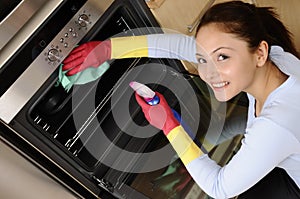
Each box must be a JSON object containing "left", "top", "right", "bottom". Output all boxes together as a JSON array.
[
  {"left": 0, "top": 0, "right": 249, "bottom": 198},
  {"left": 0, "top": 0, "right": 210, "bottom": 198}
]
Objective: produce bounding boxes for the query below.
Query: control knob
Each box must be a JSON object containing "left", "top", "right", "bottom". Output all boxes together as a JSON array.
[
  {"left": 78, "top": 14, "right": 89, "bottom": 27},
  {"left": 47, "top": 48, "right": 60, "bottom": 62}
]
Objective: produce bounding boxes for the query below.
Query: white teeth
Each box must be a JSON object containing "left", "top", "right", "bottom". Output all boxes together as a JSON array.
[{"left": 212, "top": 82, "right": 229, "bottom": 88}]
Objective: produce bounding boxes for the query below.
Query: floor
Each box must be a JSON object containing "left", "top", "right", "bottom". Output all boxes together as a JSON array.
[{"left": 0, "top": 139, "right": 77, "bottom": 199}]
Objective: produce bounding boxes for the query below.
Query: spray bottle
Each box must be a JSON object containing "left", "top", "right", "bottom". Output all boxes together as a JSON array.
[
  {"left": 129, "top": 81, "right": 206, "bottom": 152},
  {"left": 129, "top": 81, "right": 197, "bottom": 138},
  {"left": 129, "top": 81, "right": 161, "bottom": 105}
]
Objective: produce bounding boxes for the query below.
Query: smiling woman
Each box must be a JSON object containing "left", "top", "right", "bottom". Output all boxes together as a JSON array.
[
  {"left": 188, "top": 2, "right": 300, "bottom": 198},
  {"left": 195, "top": 23, "right": 272, "bottom": 103},
  {"left": 61, "top": 1, "right": 300, "bottom": 198}
]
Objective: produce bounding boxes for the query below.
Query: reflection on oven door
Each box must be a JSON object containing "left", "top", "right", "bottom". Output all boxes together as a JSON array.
[{"left": 29, "top": 52, "right": 203, "bottom": 197}]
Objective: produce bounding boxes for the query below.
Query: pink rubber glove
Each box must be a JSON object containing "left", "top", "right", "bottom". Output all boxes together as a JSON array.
[
  {"left": 135, "top": 92, "right": 179, "bottom": 136},
  {"left": 62, "top": 40, "right": 111, "bottom": 76}
]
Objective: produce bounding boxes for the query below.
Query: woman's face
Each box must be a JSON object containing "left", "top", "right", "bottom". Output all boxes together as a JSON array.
[{"left": 195, "top": 24, "right": 258, "bottom": 101}]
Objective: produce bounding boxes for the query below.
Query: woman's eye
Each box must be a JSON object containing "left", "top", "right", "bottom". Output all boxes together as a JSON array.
[
  {"left": 217, "top": 54, "right": 229, "bottom": 61},
  {"left": 198, "top": 58, "right": 207, "bottom": 64}
]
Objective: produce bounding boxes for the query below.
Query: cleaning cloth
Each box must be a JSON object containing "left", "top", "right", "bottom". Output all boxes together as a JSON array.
[{"left": 56, "top": 61, "right": 110, "bottom": 92}]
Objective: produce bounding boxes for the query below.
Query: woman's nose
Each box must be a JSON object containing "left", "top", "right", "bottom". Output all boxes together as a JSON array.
[{"left": 204, "top": 64, "right": 219, "bottom": 80}]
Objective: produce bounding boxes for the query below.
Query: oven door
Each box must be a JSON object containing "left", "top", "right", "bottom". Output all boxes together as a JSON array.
[{"left": 0, "top": 0, "right": 211, "bottom": 198}]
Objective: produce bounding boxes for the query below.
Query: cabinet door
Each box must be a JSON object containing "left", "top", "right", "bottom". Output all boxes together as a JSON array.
[
  {"left": 213, "top": 0, "right": 254, "bottom": 4},
  {"left": 149, "top": 0, "right": 214, "bottom": 35}
]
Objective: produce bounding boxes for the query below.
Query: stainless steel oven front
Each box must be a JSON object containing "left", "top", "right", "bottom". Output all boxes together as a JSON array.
[
  {"left": 0, "top": 0, "right": 207, "bottom": 198},
  {"left": 0, "top": 0, "right": 64, "bottom": 57}
]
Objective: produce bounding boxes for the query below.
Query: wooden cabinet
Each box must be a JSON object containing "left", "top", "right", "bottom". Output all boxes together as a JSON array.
[{"left": 149, "top": 0, "right": 214, "bottom": 36}]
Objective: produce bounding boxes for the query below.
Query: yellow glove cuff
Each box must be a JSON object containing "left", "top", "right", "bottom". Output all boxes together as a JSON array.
[
  {"left": 167, "top": 126, "right": 203, "bottom": 166},
  {"left": 110, "top": 35, "right": 148, "bottom": 59}
]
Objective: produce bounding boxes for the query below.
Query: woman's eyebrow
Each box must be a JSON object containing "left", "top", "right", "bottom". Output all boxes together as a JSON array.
[
  {"left": 196, "top": 47, "right": 235, "bottom": 57},
  {"left": 195, "top": 53, "right": 204, "bottom": 57},
  {"left": 212, "top": 47, "right": 235, "bottom": 54}
]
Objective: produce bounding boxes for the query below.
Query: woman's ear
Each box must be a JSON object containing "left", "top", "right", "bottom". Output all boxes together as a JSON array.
[{"left": 256, "top": 41, "right": 269, "bottom": 67}]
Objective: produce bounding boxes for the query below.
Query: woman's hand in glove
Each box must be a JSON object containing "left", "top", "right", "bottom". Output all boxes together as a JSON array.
[
  {"left": 135, "top": 92, "right": 179, "bottom": 136},
  {"left": 62, "top": 40, "right": 111, "bottom": 76}
]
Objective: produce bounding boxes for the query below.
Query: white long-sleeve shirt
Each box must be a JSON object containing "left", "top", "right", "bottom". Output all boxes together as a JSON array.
[
  {"left": 146, "top": 34, "right": 300, "bottom": 198},
  {"left": 186, "top": 76, "right": 300, "bottom": 198}
]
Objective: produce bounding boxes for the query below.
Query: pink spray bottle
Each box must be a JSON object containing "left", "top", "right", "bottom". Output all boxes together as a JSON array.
[
  {"left": 129, "top": 81, "right": 187, "bottom": 130},
  {"left": 129, "top": 81, "right": 160, "bottom": 106},
  {"left": 129, "top": 81, "right": 205, "bottom": 152}
]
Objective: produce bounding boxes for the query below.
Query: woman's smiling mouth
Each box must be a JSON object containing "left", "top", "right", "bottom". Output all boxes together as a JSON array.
[{"left": 212, "top": 81, "right": 230, "bottom": 88}]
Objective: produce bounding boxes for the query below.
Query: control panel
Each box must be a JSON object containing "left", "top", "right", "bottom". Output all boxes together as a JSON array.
[
  {"left": 0, "top": 0, "right": 113, "bottom": 123},
  {"left": 44, "top": 8, "right": 97, "bottom": 67}
]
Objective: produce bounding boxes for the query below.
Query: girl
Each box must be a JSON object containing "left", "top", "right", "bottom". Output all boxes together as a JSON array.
[{"left": 62, "top": 1, "right": 300, "bottom": 198}]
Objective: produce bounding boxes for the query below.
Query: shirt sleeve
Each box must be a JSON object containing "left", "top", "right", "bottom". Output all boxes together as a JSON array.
[
  {"left": 110, "top": 33, "right": 198, "bottom": 63},
  {"left": 147, "top": 33, "right": 198, "bottom": 63},
  {"left": 184, "top": 118, "right": 298, "bottom": 198}
]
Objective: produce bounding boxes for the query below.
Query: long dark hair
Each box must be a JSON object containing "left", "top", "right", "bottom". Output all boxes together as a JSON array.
[{"left": 196, "top": 1, "right": 299, "bottom": 58}]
